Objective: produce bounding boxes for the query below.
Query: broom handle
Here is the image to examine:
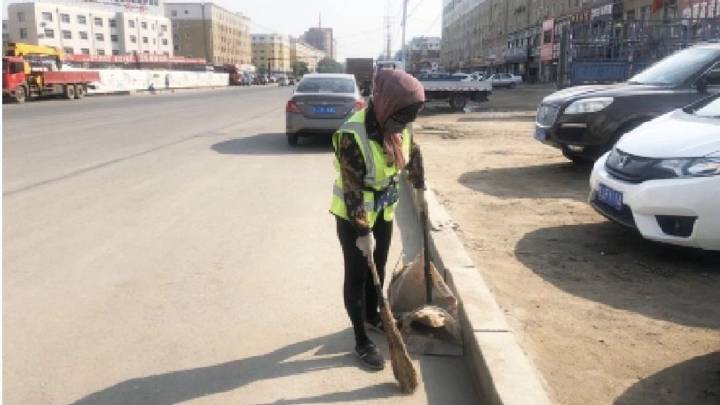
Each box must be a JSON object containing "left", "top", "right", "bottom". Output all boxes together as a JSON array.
[
  {"left": 366, "top": 250, "right": 388, "bottom": 309},
  {"left": 422, "top": 210, "right": 433, "bottom": 305}
]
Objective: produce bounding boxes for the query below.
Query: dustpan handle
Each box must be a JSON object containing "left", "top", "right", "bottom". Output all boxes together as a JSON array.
[{"left": 422, "top": 210, "right": 432, "bottom": 305}]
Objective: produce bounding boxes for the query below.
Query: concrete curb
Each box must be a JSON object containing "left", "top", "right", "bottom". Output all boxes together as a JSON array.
[{"left": 402, "top": 175, "right": 552, "bottom": 405}]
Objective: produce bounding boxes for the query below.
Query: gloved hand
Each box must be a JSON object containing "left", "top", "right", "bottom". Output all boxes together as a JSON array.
[
  {"left": 414, "top": 188, "right": 428, "bottom": 219},
  {"left": 355, "top": 234, "right": 375, "bottom": 262}
]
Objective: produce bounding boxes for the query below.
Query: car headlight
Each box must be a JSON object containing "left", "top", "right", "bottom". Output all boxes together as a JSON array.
[
  {"left": 564, "top": 97, "right": 614, "bottom": 114},
  {"left": 685, "top": 157, "right": 720, "bottom": 177},
  {"left": 657, "top": 157, "right": 720, "bottom": 177}
]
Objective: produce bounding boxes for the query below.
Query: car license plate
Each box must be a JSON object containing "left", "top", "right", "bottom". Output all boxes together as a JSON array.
[
  {"left": 312, "top": 106, "right": 336, "bottom": 115},
  {"left": 598, "top": 184, "right": 623, "bottom": 211},
  {"left": 534, "top": 127, "right": 547, "bottom": 141}
]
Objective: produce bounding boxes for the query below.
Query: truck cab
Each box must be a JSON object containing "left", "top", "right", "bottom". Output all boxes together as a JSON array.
[{"left": 3, "top": 56, "right": 30, "bottom": 102}]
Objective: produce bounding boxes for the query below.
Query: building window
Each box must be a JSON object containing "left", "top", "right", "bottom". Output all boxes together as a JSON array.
[
  {"left": 77, "top": 15, "right": 87, "bottom": 24},
  {"left": 79, "top": 31, "right": 88, "bottom": 40},
  {"left": 110, "top": 19, "right": 117, "bottom": 28},
  {"left": 97, "top": 49, "right": 106, "bottom": 55},
  {"left": 94, "top": 17, "right": 103, "bottom": 27},
  {"left": 96, "top": 33, "right": 104, "bottom": 41},
  {"left": 111, "top": 34, "right": 118, "bottom": 42},
  {"left": 141, "top": 21, "right": 147, "bottom": 29},
  {"left": 63, "top": 47, "right": 73, "bottom": 54},
  {"left": 142, "top": 37, "right": 148, "bottom": 44},
  {"left": 44, "top": 29, "right": 55, "bottom": 39},
  {"left": 143, "top": 50, "right": 149, "bottom": 54},
  {"left": 162, "top": 38, "right": 168, "bottom": 45},
  {"left": 129, "top": 20, "right": 135, "bottom": 28},
  {"left": 17, "top": 12, "right": 25, "bottom": 22},
  {"left": 61, "top": 14, "right": 70, "bottom": 23},
  {"left": 62, "top": 30, "right": 72, "bottom": 39},
  {"left": 161, "top": 24, "right": 167, "bottom": 32},
  {"left": 184, "top": 10, "right": 189, "bottom": 14},
  {"left": 19, "top": 28, "right": 28, "bottom": 39},
  {"left": 130, "top": 35, "right": 137, "bottom": 43},
  {"left": 81, "top": 48, "right": 90, "bottom": 55},
  {"left": 174, "top": 45, "right": 179, "bottom": 51},
  {"left": 42, "top": 12, "right": 53, "bottom": 22},
  {"left": 171, "top": 10, "right": 177, "bottom": 17},
  {"left": 112, "top": 49, "right": 120, "bottom": 55}
]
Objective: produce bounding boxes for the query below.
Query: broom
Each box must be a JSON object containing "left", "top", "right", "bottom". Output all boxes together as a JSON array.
[{"left": 367, "top": 251, "right": 419, "bottom": 394}]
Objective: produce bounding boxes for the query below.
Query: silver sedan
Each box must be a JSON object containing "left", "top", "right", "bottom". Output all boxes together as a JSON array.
[{"left": 285, "top": 73, "right": 365, "bottom": 146}]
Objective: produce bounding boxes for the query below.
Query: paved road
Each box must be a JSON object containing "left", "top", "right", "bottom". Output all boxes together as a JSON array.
[{"left": 3, "top": 87, "right": 478, "bottom": 404}]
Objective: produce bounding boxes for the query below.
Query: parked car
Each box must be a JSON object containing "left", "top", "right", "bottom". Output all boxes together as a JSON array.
[
  {"left": 487, "top": 73, "right": 522, "bottom": 88},
  {"left": 451, "top": 72, "right": 476, "bottom": 82},
  {"left": 285, "top": 73, "right": 365, "bottom": 145},
  {"left": 253, "top": 74, "right": 268, "bottom": 85},
  {"left": 589, "top": 93, "right": 720, "bottom": 251},
  {"left": 274, "top": 74, "right": 290, "bottom": 86},
  {"left": 535, "top": 43, "right": 720, "bottom": 163}
]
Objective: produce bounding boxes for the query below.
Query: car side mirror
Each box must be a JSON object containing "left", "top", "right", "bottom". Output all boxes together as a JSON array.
[{"left": 695, "top": 77, "right": 709, "bottom": 94}]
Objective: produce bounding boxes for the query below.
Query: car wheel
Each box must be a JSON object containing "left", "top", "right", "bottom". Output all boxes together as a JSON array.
[
  {"left": 14, "top": 86, "right": 27, "bottom": 103},
  {"left": 561, "top": 145, "right": 593, "bottom": 165},
  {"left": 449, "top": 93, "right": 467, "bottom": 111},
  {"left": 287, "top": 132, "right": 299, "bottom": 146}
]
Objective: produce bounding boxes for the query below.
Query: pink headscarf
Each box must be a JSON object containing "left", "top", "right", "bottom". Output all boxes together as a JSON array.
[{"left": 372, "top": 70, "right": 425, "bottom": 168}]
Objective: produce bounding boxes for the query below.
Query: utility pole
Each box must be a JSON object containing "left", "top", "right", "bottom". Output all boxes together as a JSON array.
[
  {"left": 384, "top": 15, "right": 392, "bottom": 59},
  {"left": 401, "top": 0, "right": 408, "bottom": 64}
]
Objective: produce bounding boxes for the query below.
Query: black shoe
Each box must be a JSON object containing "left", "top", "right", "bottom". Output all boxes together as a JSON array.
[
  {"left": 365, "top": 316, "right": 385, "bottom": 334},
  {"left": 355, "top": 341, "right": 385, "bottom": 370}
]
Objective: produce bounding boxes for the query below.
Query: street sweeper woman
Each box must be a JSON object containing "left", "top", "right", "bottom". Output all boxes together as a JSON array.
[{"left": 330, "top": 69, "right": 427, "bottom": 371}]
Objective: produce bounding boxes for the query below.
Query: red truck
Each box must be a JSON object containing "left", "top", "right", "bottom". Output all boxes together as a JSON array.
[{"left": 3, "top": 43, "right": 100, "bottom": 103}]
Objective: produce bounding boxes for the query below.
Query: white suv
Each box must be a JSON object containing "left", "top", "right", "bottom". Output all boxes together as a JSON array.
[{"left": 589, "top": 94, "right": 720, "bottom": 251}]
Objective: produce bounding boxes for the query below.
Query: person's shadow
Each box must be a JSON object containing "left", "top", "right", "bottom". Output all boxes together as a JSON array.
[{"left": 71, "top": 329, "right": 399, "bottom": 405}]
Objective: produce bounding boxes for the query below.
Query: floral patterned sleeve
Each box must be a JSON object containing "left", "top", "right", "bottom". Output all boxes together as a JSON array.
[
  {"left": 336, "top": 132, "right": 371, "bottom": 236},
  {"left": 406, "top": 132, "right": 426, "bottom": 190}
]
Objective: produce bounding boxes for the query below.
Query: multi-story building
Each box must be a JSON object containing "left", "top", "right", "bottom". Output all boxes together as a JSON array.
[
  {"left": 251, "top": 33, "right": 291, "bottom": 74},
  {"left": 290, "top": 38, "right": 326, "bottom": 73},
  {"left": 3, "top": 20, "right": 9, "bottom": 54},
  {"left": 165, "top": 2, "right": 251, "bottom": 65},
  {"left": 408, "top": 36, "right": 441, "bottom": 73},
  {"left": 302, "top": 26, "right": 334, "bottom": 59},
  {"left": 6, "top": 0, "right": 173, "bottom": 56}
]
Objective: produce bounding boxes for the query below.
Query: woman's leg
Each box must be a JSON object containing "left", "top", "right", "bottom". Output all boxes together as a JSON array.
[
  {"left": 336, "top": 217, "right": 371, "bottom": 347},
  {"left": 366, "top": 214, "right": 393, "bottom": 322}
]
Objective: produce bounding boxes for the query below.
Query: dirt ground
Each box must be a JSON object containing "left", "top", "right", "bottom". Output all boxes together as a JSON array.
[{"left": 415, "top": 86, "right": 720, "bottom": 405}]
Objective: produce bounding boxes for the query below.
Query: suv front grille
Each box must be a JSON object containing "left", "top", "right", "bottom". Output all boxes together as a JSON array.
[{"left": 536, "top": 104, "right": 559, "bottom": 127}]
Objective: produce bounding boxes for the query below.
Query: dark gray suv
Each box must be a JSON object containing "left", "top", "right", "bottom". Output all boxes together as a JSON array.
[{"left": 534, "top": 43, "right": 720, "bottom": 163}]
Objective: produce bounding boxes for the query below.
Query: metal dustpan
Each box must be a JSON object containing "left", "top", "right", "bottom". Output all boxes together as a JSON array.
[{"left": 388, "top": 213, "right": 463, "bottom": 356}]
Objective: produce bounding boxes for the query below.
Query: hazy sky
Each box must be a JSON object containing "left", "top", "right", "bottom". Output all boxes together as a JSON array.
[{"left": 1, "top": 0, "right": 443, "bottom": 61}]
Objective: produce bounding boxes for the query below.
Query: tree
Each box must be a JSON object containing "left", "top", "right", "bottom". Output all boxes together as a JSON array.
[
  {"left": 292, "top": 61, "right": 309, "bottom": 77},
  {"left": 316, "top": 57, "right": 344, "bottom": 74}
]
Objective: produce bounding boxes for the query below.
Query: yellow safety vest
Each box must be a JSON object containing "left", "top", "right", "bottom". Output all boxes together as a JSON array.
[{"left": 330, "top": 109, "right": 412, "bottom": 228}]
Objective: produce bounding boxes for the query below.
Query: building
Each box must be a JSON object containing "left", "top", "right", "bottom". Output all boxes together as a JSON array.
[
  {"left": 290, "top": 38, "right": 326, "bottom": 73},
  {"left": 407, "top": 36, "right": 441, "bottom": 73},
  {"left": 251, "top": 33, "right": 291, "bottom": 74},
  {"left": 6, "top": 0, "right": 173, "bottom": 56},
  {"left": 302, "top": 26, "right": 334, "bottom": 59},
  {"left": 3, "top": 20, "right": 9, "bottom": 54},
  {"left": 165, "top": 2, "right": 251, "bottom": 65}
]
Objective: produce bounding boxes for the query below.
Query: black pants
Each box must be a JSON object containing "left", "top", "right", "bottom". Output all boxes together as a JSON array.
[{"left": 336, "top": 213, "right": 393, "bottom": 347}]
